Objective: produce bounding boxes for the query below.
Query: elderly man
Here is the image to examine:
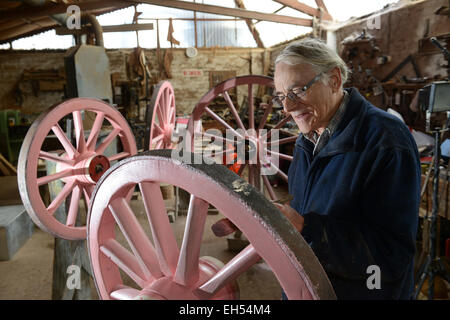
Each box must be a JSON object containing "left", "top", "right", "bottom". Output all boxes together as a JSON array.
[{"left": 273, "top": 38, "right": 421, "bottom": 300}]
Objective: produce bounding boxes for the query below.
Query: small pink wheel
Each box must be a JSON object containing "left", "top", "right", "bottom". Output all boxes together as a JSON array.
[
  {"left": 145, "top": 81, "right": 176, "bottom": 150},
  {"left": 87, "top": 150, "right": 335, "bottom": 300},
  {"left": 18, "top": 98, "right": 137, "bottom": 240},
  {"left": 187, "top": 75, "right": 298, "bottom": 200}
]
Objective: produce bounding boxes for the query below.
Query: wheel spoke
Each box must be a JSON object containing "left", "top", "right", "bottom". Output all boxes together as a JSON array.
[
  {"left": 262, "top": 174, "right": 277, "bottom": 200},
  {"left": 108, "top": 152, "right": 131, "bottom": 162},
  {"left": 110, "top": 286, "right": 141, "bottom": 300},
  {"left": 82, "top": 185, "right": 94, "bottom": 208},
  {"left": 151, "top": 134, "right": 164, "bottom": 145},
  {"left": 169, "top": 103, "right": 175, "bottom": 122},
  {"left": 100, "top": 239, "right": 148, "bottom": 288},
  {"left": 201, "top": 131, "right": 236, "bottom": 145},
  {"left": 174, "top": 195, "right": 209, "bottom": 286},
  {"left": 204, "top": 107, "right": 243, "bottom": 139},
  {"left": 37, "top": 168, "right": 73, "bottom": 186},
  {"left": 96, "top": 128, "right": 120, "bottom": 155},
  {"left": 223, "top": 90, "right": 245, "bottom": 131},
  {"left": 140, "top": 181, "right": 179, "bottom": 276},
  {"left": 265, "top": 148, "right": 293, "bottom": 161},
  {"left": 257, "top": 103, "right": 273, "bottom": 131},
  {"left": 47, "top": 180, "right": 76, "bottom": 215},
  {"left": 248, "top": 84, "right": 254, "bottom": 130},
  {"left": 156, "top": 104, "right": 165, "bottom": 128},
  {"left": 262, "top": 114, "right": 293, "bottom": 140},
  {"left": 39, "top": 151, "right": 75, "bottom": 166},
  {"left": 109, "top": 197, "right": 164, "bottom": 279},
  {"left": 51, "top": 124, "right": 78, "bottom": 159},
  {"left": 86, "top": 112, "right": 105, "bottom": 151},
  {"left": 267, "top": 136, "right": 298, "bottom": 147},
  {"left": 248, "top": 164, "right": 255, "bottom": 186},
  {"left": 153, "top": 123, "right": 164, "bottom": 136},
  {"left": 155, "top": 139, "right": 164, "bottom": 149},
  {"left": 196, "top": 245, "right": 261, "bottom": 299},
  {"left": 73, "top": 110, "right": 86, "bottom": 152},
  {"left": 236, "top": 162, "right": 247, "bottom": 176},
  {"left": 66, "top": 184, "right": 81, "bottom": 226},
  {"left": 269, "top": 162, "right": 288, "bottom": 183}
]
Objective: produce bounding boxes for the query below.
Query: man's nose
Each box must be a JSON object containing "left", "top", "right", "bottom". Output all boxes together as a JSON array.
[{"left": 282, "top": 97, "right": 297, "bottom": 113}]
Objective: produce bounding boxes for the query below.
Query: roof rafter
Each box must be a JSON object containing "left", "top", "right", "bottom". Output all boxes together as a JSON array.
[
  {"left": 131, "top": 0, "right": 313, "bottom": 26},
  {"left": 234, "top": 0, "right": 264, "bottom": 48},
  {"left": 273, "top": 0, "right": 332, "bottom": 20}
]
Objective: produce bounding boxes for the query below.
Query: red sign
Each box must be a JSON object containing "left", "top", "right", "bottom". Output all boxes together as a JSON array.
[{"left": 182, "top": 69, "right": 203, "bottom": 77}]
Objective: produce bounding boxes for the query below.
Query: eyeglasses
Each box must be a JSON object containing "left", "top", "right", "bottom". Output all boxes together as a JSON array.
[{"left": 272, "top": 72, "right": 324, "bottom": 108}]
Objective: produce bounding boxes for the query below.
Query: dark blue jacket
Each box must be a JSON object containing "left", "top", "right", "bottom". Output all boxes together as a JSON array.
[{"left": 288, "top": 88, "right": 421, "bottom": 300}]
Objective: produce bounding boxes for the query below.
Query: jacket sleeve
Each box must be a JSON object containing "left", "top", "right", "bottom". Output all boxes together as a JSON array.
[{"left": 301, "top": 147, "right": 421, "bottom": 282}]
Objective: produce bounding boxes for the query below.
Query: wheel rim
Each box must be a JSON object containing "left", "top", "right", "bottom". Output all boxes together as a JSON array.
[
  {"left": 145, "top": 81, "right": 176, "bottom": 150},
  {"left": 87, "top": 150, "right": 335, "bottom": 300},
  {"left": 187, "top": 75, "right": 298, "bottom": 201},
  {"left": 18, "top": 98, "right": 137, "bottom": 240}
]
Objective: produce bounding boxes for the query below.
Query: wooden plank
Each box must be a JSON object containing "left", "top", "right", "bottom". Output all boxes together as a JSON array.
[
  {"left": 55, "top": 23, "right": 154, "bottom": 35},
  {"left": 133, "top": 0, "right": 313, "bottom": 26}
]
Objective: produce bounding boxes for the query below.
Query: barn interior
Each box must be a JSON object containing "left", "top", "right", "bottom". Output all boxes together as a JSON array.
[{"left": 0, "top": 0, "right": 449, "bottom": 301}]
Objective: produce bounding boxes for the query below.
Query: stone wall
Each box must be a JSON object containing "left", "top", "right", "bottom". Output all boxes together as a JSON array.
[{"left": 0, "top": 47, "right": 266, "bottom": 116}]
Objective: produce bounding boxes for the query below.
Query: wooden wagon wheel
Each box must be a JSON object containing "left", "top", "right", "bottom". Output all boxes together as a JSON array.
[
  {"left": 187, "top": 75, "right": 298, "bottom": 201},
  {"left": 17, "top": 98, "right": 137, "bottom": 240},
  {"left": 145, "top": 81, "right": 176, "bottom": 150},
  {"left": 87, "top": 150, "right": 335, "bottom": 300}
]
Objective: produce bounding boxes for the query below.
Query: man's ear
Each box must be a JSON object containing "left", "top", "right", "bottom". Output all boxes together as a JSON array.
[{"left": 328, "top": 67, "right": 342, "bottom": 93}]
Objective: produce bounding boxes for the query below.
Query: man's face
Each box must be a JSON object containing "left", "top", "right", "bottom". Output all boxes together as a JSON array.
[{"left": 274, "top": 62, "right": 335, "bottom": 135}]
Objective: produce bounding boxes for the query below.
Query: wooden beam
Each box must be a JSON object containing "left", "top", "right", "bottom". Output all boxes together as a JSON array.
[
  {"left": 131, "top": 0, "right": 313, "bottom": 26},
  {"left": 273, "top": 0, "right": 319, "bottom": 17},
  {"left": 55, "top": 23, "right": 154, "bottom": 35},
  {"left": 314, "top": 0, "right": 333, "bottom": 20},
  {"left": 273, "top": 0, "right": 332, "bottom": 21},
  {"left": 0, "top": 18, "right": 57, "bottom": 42},
  {"left": 234, "top": 0, "right": 264, "bottom": 48},
  {"left": 0, "top": 1, "right": 129, "bottom": 22}
]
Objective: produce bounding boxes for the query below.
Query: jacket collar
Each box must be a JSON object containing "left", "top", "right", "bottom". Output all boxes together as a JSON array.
[{"left": 295, "top": 87, "right": 368, "bottom": 158}]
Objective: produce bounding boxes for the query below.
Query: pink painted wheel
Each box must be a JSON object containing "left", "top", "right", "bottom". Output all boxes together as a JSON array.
[
  {"left": 87, "top": 150, "right": 335, "bottom": 300},
  {"left": 145, "top": 81, "right": 176, "bottom": 150},
  {"left": 18, "top": 98, "right": 137, "bottom": 240},
  {"left": 187, "top": 75, "right": 298, "bottom": 200}
]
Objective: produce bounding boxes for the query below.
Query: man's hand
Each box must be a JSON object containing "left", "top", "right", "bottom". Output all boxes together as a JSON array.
[{"left": 273, "top": 203, "right": 305, "bottom": 233}]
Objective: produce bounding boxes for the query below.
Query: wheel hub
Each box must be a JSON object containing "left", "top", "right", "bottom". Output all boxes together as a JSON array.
[
  {"left": 134, "top": 257, "right": 238, "bottom": 300},
  {"left": 57, "top": 153, "right": 111, "bottom": 185}
]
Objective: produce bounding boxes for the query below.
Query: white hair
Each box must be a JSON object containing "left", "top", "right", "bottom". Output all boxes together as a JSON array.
[{"left": 275, "top": 38, "right": 350, "bottom": 88}]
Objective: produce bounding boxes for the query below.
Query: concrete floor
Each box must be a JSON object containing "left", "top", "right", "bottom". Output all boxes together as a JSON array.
[{"left": 0, "top": 184, "right": 288, "bottom": 300}]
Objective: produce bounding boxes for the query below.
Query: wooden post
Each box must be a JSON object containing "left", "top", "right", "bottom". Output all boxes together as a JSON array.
[{"left": 48, "top": 158, "right": 93, "bottom": 300}]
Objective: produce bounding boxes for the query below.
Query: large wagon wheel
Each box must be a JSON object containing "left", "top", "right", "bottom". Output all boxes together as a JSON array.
[
  {"left": 87, "top": 150, "right": 335, "bottom": 300},
  {"left": 145, "top": 81, "right": 176, "bottom": 150},
  {"left": 187, "top": 75, "right": 298, "bottom": 201},
  {"left": 18, "top": 98, "right": 137, "bottom": 240}
]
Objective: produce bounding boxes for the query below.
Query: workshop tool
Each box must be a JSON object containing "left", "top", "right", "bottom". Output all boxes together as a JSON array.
[{"left": 87, "top": 150, "right": 336, "bottom": 300}]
